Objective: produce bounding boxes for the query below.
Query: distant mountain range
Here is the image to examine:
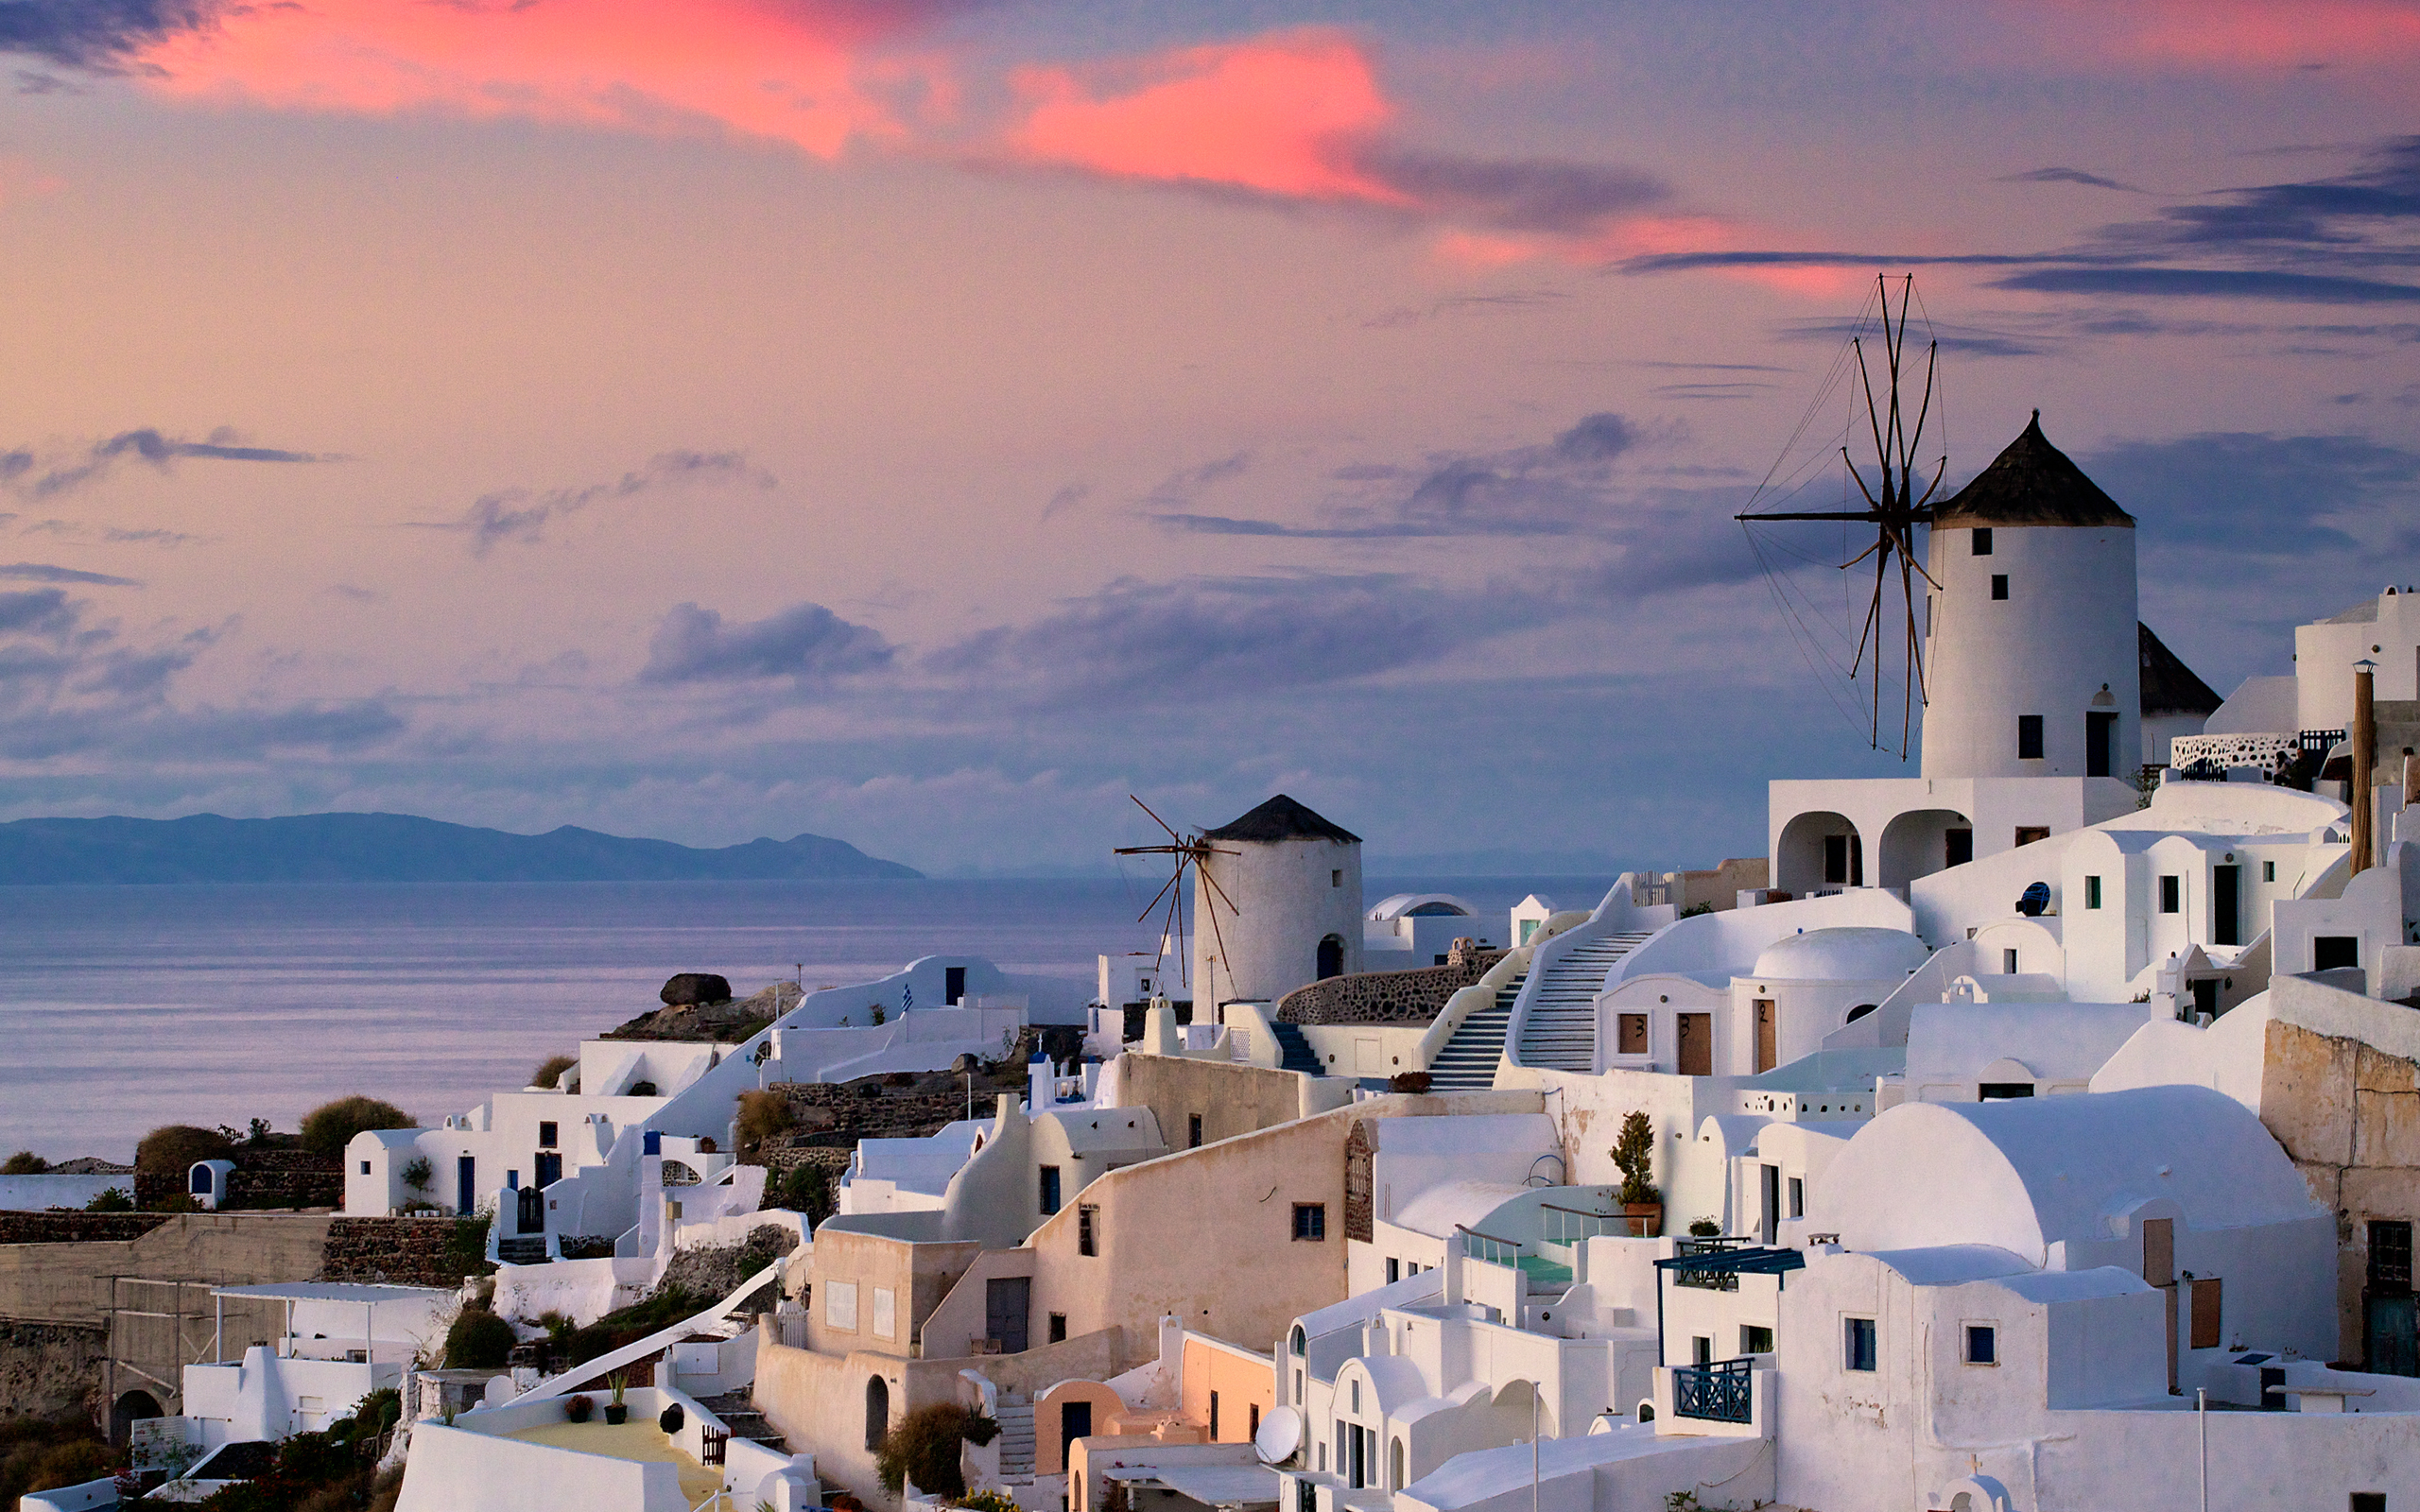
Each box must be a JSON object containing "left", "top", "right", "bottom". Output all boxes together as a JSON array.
[{"left": 0, "top": 813, "right": 923, "bottom": 884}]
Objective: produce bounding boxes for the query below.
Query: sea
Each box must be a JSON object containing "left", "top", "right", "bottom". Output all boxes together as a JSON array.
[{"left": 0, "top": 874, "right": 1617, "bottom": 1161}]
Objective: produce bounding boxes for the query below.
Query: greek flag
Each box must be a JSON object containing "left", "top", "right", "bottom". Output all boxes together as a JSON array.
[{"left": 903, "top": 984, "right": 913, "bottom": 1014}]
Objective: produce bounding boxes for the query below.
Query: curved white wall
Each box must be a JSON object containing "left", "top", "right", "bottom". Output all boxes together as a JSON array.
[
  {"left": 1194, "top": 837, "right": 1362, "bottom": 1007},
  {"left": 1923, "top": 522, "right": 2138, "bottom": 781}
]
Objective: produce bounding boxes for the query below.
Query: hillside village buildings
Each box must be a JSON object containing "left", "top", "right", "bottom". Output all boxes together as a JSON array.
[{"left": 14, "top": 413, "right": 2420, "bottom": 1511}]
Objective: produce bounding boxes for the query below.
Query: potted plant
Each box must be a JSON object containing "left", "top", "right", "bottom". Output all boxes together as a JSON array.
[
  {"left": 659, "top": 1401, "right": 684, "bottom": 1434},
  {"left": 1612, "top": 1111, "right": 1662, "bottom": 1237},
  {"left": 563, "top": 1394, "right": 593, "bottom": 1424},
  {"left": 604, "top": 1372, "right": 629, "bottom": 1425}
]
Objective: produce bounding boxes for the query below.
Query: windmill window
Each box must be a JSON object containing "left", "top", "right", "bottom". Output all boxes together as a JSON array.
[
  {"left": 1972, "top": 528, "right": 1993, "bottom": 556},
  {"left": 1332, "top": 869, "right": 1342, "bottom": 887},
  {"left": 1991, "top": 574, "right": 2010, "bottom": 600}
]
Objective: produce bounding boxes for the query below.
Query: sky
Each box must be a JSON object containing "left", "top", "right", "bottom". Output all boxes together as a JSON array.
[{"left": 0, "top": 0, "right": 2414, "bottom": 875}]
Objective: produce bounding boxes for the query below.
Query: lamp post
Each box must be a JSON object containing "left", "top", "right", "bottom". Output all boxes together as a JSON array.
[{"left": 2353, "top": 659, "right": 2378, "bottom": 874}]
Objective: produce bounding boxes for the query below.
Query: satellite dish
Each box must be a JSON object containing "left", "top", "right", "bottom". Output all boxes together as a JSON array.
[
  {"left": 2015, "top": 882, "right": 2050, "bottom": 919},
  {"left": 1253, "top": 1405, "right": 1303, "bottom": 1465}
]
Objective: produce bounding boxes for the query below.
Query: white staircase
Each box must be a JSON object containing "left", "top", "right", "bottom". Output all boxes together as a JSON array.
[
  {"left": 995, "top": 1389, "right": 1036, "bottom": 1482},
  {"left": 1426, "top": 972, "right": 1525, "bottom": 1091},
  {"left": 1514, "top": 930, "right": 1658, "bottom": 1072}
]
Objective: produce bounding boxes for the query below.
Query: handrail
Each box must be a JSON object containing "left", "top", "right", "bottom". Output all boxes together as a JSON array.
[{"left": 1455, "top": 1224, "right": 1526, "bottom": 1269}]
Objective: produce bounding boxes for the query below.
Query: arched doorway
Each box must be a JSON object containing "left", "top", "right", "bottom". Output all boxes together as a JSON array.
[
  {"left": 1317, "top": 936, "right": 1344, "bottom": 980},
  {"left": 864, "top": 1376, "right": 889, "bottom": 1451},
  {"left": 1877, "top": 808, "right": 1974, "bottom": 887},
  {"left": 112, "top": 1389, "right": 163, "bottom": 1445},
  {"left": 1390, "top": 1437, "right": 1406, "bottom": 1488},
  {"left": 1775, "top": 811, "right": 1862, "bottom": 893}
]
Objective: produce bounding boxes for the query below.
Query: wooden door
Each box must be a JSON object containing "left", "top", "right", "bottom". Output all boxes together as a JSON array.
[
  {"left": 1677, "top": 1013, "right": 1712, "bottom": 1076},
  {"left": 1617, "top": 1013, "right": 1649, "bottom": 1056},
  {"left": 1753, "top": 1001, "right": 1777, "bottom": 1073},
  {"left": 986, "top": 1276, "right": 1030, "bottom": 1354}
]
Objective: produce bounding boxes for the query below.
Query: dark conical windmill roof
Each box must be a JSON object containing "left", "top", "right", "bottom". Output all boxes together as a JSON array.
[
  {"left": 1932, "top": 413, "right": 2135, "bottom": 529},
  {"left": 1201, "top": 794, "right": 1361, "bottom": 845},
  {"left": 2139, "top": 623, "right": 2223, "bottom": 718}
]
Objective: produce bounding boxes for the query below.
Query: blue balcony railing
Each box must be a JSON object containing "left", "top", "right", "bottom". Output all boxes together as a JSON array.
[{"left": 1672, "top": 1358, "right": 1754, "bottom": 1423}]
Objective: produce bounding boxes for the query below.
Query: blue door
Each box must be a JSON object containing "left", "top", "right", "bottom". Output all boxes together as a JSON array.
[{"left": 457, "top": 1155, "right": 475, "bottom": 1214}]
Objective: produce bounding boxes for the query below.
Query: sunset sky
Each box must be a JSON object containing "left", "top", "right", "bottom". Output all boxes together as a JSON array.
[{"left": 0, "top": 0, "right": 2414, "bottom": 872}]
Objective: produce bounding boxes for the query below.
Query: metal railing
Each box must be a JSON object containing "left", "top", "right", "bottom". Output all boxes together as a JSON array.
[
  {"left": 1541, "top": 1204, "right": 1640, "bottom": 1244},
  {"left": 1671, "top": 1358, "right": 1754, "bottom": 1423},
  {"left": 1670, "top": 1237, "right": 1745, "bottom": 1291},
  {"left": 1456, "top": 1225, "right": 1526, "bottom": 1268}
]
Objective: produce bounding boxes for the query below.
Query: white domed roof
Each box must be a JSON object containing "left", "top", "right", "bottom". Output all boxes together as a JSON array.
[{"left": 1749, "top": 927, "right": 1930, "bottom": 983}]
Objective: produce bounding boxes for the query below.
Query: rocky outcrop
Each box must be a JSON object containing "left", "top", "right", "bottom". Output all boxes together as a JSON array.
[
  {"left": 662, "top": 972, "right": 735, "bottom": 1006},
  {"left": 0, "top": 1320, "right": 106, "bottom": 1420},
  {"left": 0, "top": 1212, "right": 168, "bottom": 1245}
]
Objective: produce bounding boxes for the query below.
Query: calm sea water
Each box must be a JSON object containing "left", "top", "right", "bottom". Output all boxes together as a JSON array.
[{"left": 0, "top": 875, "right": 1615, "bottom": 1160}]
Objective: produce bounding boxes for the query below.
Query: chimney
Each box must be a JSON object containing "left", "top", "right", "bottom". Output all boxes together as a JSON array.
[{"left": 2351, "top": 659, "right": 2377, "bottom": 873}]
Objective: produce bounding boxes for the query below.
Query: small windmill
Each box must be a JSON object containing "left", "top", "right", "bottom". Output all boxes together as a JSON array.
[
  {"left": 1737, "top": 273, "right": 1949, "bottom": 757},
  {"left": 1114, "top": 796, "right": 1238, "bottom": 992}
]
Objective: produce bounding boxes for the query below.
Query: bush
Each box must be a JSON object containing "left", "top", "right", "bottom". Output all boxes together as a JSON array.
[
  {"left": 770, "top": 1164, "right": 835, "bottom": 1226},
  {"left": 0, "top": 1417, "right": 116, "bottom": 1509},
  {"left": 959, "top": 1491, "right": 1022, "bottom": 1512},
  {"left": 300, "top": 1097, "right": 417, "bottom": 1159},
  {"left": 874, "top": 1403, "right": 997, "bottom": 1497},
  {"left": 85, "top": 1186, "right": 134, "bottom": 1211},
  {"left": 1612, "top": 1110, "right": 1658, "bottom": 1207},
  {"left": 559, "top": 1287, "right": 701, "bottom": 1366},
  {"left": 1, "top": 1151, "right": 46, "bottom": 1175},
  {"left": 531, "top": 1055, "right": 578, "bottom": 1091},
  {"left": 735, "top": 1091, "right": 795, "bottom": 1160},
  {"left": 399, "top": 1155, "right": 433, "bottom": 1193},
  {"left": 443, "top": 1307, "right": 517, "bottom": 1369},
  {"left": 1687, "top": 1217, "right": 1721, "bottom": 1238},
  {"left": 136, "top": 1124, "right": 234, "bottom": 1176}
]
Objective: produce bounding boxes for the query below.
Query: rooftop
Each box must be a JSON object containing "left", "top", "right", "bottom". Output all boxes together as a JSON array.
[
  {"left": 506, "top": 1419, "right": 721, "bottom": 1503},
  {"left": 2140, "top": 623, "right": 2222, "bottom": 718},
  {"left": 1931, "top": 414, "right": 2135, "bottom": 530},
  {"left": 1201, "top": 794, "right": 1361, "bottom": 845}
]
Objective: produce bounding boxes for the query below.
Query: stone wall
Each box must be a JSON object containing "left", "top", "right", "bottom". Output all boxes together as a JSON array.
[
  {"left": 320, "top": 1216, "right": 493, "bottom": 1287},
  {"left": 2261, "top": 1009, "right": 2420, "bottom": 1366},
  {"left": 0, "top": 1319, "right": 106, "bottom": 1421},
  {"left": 1275, "top": 942, "right": 1502, "bottom": 1026},
  {"left": 0, "top": 1212, "right": 170, "bottom": 1246},
  {"left": 132, "top": 1149, "right": 343, "bottom": 1211}
]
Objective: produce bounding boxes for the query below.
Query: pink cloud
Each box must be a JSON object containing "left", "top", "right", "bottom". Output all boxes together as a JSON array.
[
  {"left": 1005, "top": 29, "right": 1409, "bottom": 204},
  {"left": 135, "top": 0, "right": 950, "bottom": 159},
  {"left": 2028, "top": 0, "right": 2420, "bottom": 68}
]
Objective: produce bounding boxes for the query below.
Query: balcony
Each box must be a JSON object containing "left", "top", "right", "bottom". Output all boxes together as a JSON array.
[{"left": 1671, "top": 1359, "right": 1754, "bottom": 1424}]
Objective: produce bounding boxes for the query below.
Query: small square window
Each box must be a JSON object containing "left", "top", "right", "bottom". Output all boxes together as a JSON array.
[
  {"left": 1972, "top": 527, "right": 1993, "bottom": 557},
  {"left": 1039, "top": 1165, "right": 1062, "bottom": 1215},
  {"left": 1188, "top": 1114, "right": 1203, "bottom": 1149},
  {"left": 1991, "top": 574, "right": 2009, "bottom": 600},
  {"left": 1965, "top": 1324, "right": 1996, "bottom": 1365},
  {"left": 360, "top": 1160, "right": 372, "bottom": 1176},
  {"left": 2160, "top": 875, "right": 2181, "bottom": 914},
  {"left": 1386, "top": 1257, "right": 1400, "bottom": 1283},
  {"left": 1788, "top": 1177, "right": 1804, "bottom": 1219},
  {"left": 2351, "top": 1493, "right": 2386, "bottom": 1512},
  {"left": 2003, "top": 947, "right": 2019, "bottom": 974},
  {"left": 1078, "top": 1204, "right": 1098, "bottom": 1256},
  {"left": 1292, "top": 1203, "right": 1327, "bottom": 1241},
  {"left": 1048, "top": 1313, "right": 1067, "bottom": 1344},
  {"left": 2017, "top": 713, "right": 2044, "bottom": 759},
  {"left": 538, "top": 1122, "right": 558, "bottom": 1149},
  {"left": 1692, "top": 1335, "right": 1713, "bottom": 1366},
  {"left": 1331, "top": 869, "right": 1342, "bottom": 887},
  {"left": 1844, "top": 1316, "right": 1877, "bottom": 1372},
  {"left": 1741, "top": 1325, "right": 1773, "bottom": 1355},
  {"left": 2263, "top": 860, "right": 2276, "bottom": 883},
  {"left": 2084, "top": 875, "right": 2102, "bottom": 910}
]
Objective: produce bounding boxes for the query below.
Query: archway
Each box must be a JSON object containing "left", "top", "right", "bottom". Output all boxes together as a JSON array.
[
  {"left": 1775, "top": 811, "right": 1862, "bottom": 894},
  {"left": 112, "top": 1389, "right": 162, "bottom": 1446},
  {"left": 1390, "top": 1437, "right": 1405, "bottom": 1489},
  {"left": 1877, "top": 808, "right": 1974, "bottom": 888},
  {"left": 864, "top": 1376, "right": 889, "bottom": 1451},
  {"left": 1317, "top": 936, "right": 1344, "bottom": 980}
]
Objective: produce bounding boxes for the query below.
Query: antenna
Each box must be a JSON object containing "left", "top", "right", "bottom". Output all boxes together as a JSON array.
[
  {"left": 1737, "top": 273, "right": 1948, "bottom": 757},
  {"left": 1112, "top": 796, "right": 1239, "bottom": 994}
]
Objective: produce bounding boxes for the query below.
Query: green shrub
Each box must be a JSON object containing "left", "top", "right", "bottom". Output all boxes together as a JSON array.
[
  {"left": 400, "top": 1156, "right": 433, "bottom": 1193},
  {"left": 299, "top": 1097, "right": 417, "bottom": 1159},
  {"left": 560, "top": 1287, "right": 701, "bottom": 1366},
  {"left": 771, "top": 1164, "right": 834, "bottom": 1226},
  {"left": 874, "top": 1403, "right": 996, "bottom": 1497},
  {"left": 85, "top": 1186, "right": 134, "bottom": 1211},
  {"left": 531, "top": 1055, "right": 578, "bottom": 1091},
  {"left": 0, "top": 1416, "right": 117, "bottom": 1509},
  {"left": 1612, "top": 1110, "right": 1658, "bottom": 1207},
  {"left": 136, "top": 1124, "right": 234, "bottom": 1176},
  {"left": 443, "top": 1308, "right": 517, "bottom": 1369},
  {"left": 0, "top": 1151, "right": 46, "bottom": 1175}
]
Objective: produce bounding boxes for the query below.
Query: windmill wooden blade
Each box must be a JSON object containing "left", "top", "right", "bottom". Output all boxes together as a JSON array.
[{"left": 1130, "top": 794, "right": 1184, "bottom": 844}]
